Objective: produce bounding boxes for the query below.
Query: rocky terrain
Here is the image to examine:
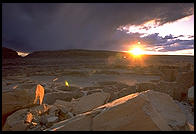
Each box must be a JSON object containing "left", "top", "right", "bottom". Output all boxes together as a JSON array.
[{"left": 2, "top": 48, "right": 194, "bottom": 131}]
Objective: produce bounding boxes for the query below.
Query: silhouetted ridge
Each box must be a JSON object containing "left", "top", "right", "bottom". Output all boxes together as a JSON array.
[
  {"left": 25, "top": 49, "right": 124, "bottom": 59},
  {"left": 2, "top": 47, "right": 21, "bottom": 59}
]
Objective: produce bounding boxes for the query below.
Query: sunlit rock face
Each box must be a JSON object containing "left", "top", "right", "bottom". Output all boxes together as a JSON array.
[{"left": 46, "top": 90, "right": 187, "bottom": 131}]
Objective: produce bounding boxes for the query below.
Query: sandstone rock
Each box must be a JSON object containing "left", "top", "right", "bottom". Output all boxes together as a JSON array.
[
  {"left": 29, "top": 104, "right": 50, "bottom": 116},
  {"left": 174, "top": 100, "right": 194, "bottom": 129},
  {"left": 27, "top": 124, "right": 41, "bottom": 131},
  {"left": 136, "top": 81, "right": 179, "bottom": 100},
  {"left": 82, "top": 86, "right": 102, "bottom": 91},
  {"left": 46, "top": 90, "right": 187, "bottom": 131},
  {"left": 108, "top": 91, "right": 119, "bottom": 102},
  {"left": 87, "top": 89, "right": 103, "bottom": 95},
  {"left": 81, "top": 90, "right": 88, "bottom": 96},
  {"left": 117, "top": 86, "right": 137, "bottom": 99},
  {"left": 72, "top": 92, "right": 110, "bottom": 114},
  {"left": 176, "top": 71, "right": 194, "bottom": 89},
  {"left": 47, "top": 116, "right": 58, "bottom": 123},
  {"left": 43, "top": 92, "right": 73, "bottom": 105},
  {"left": 25, "top": 112, "right": 33, "bottom": 124},
  {"left": 2, "top": 89, "right": 35, "bottom": 127},
  {"left": 188, "top": 86, "right": 194, "bottom": 103},
  {"left": 54, "top": 99, "right": 72, "bottom": 112},
  {"left": 48, "top": 105, "right": 59, "bottom": 117},
  {"left": 72, "top": 90, "right": 84, "bottom": 99},
  {"left": 92, "top": 90, "right": 186, "bottom": 131},
  {"left": 40, "top": 115, "right": 48, "bottom": 126},
  {"left": 136, "top": 82, "right": 157, "bottom": 92},
  {"left": 34, "top": 84, "right": 45, "bottom": 105},
  {"left": 160, "top": 69, "right": 178, "bottom": 82},
  {"left": 3, "top": 109, "right": 29, "bottom": 131},
  {"left": 174, "top": 71, "right": 194, "bottom": 101},
  {"left": 56, "top": 86, "right": 80, "bottom": 92},
  {"left": 97, "top": 81, "right": 130, "bottom": 92},
  {"left": 18, "top": 83, "right": 37, "bottom": 90},
  {"left": 45, "top": 114, "right": 92, "bottom": 131},
  {"left": 155, "top": 81, "right": 177, "bottom": 98},
  {"left": 185, "top": 121, "right": 194, "bottom": 131},
  {"left": 57, "top": 111, "right": 69, "bottom": 121}
]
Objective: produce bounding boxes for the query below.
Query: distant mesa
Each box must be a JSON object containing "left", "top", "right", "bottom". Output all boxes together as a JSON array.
[
  {"left": 25, "top": 49, "right": 121, "bottom": 59},
  {"left": 2, "top": 47, "right": 22, "bottom": 59}
]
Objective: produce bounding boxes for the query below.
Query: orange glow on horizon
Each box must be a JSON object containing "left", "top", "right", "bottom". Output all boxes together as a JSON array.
[{"left": 128, "top": 42, "right": 144, "bottom": 57}]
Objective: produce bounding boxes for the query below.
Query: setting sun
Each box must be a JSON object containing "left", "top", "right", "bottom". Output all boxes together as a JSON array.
[{"left": 129, "top": 46, "right": 144, "bottom": 56}]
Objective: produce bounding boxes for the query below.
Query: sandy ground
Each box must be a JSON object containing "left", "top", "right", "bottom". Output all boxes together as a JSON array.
[{"left": 29, "top": 73, "right": 160, "bottom": 88}]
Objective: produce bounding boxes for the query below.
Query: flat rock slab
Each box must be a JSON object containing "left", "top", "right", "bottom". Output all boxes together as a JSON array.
[{"left": 46, "top": 90, "right": 187, "bottom": 131}]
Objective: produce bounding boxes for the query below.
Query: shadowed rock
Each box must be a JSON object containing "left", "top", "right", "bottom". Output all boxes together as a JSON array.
[
  {"left": 2, "top": 89, "right": 35, "bottom": 127},
  {"left": 72, "top": 92, "right": 110, "bottom": 114}
]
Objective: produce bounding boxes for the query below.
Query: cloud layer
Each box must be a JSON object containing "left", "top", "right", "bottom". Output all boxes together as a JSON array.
[{"left": 2, "top": 3, "right": 194, "bottom": 53}]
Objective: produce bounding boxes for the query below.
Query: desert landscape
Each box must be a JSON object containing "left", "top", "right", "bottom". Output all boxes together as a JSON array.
[
  {"left": 2, "top": 47, "right": 194, "bottom": 131},
  {"left": 2, "top": 3, "right": 194, "bottom": 131}
]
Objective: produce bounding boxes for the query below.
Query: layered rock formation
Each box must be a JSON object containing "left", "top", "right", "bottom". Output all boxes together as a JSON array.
[{"left": 46, "top": 90, "right": 188, "bottom": 131}]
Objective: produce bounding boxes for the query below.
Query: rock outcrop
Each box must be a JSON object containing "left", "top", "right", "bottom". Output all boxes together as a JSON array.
[
  {"left": 3, "top": 109, "right": 29, "bottom": 131},
  {"left": 43, "top": 92, "right": 74, "bottom": 105},
  {"left": 46, "top": 90, "right": 187, "bottom": 131},
  {"left": 188, "top": 86, "right": 194, "bottom": 104},
  {"left": 72, "top": 92, "right": 110, "bottom": 114},
  {"left": 174, "top": 71, "right": 194, "bottom": 101},
  {"left": 160, "top": 69, "right": 178, "bottom": 82},
  {"left": 2, "top": 89, "right": 35, "bottom": 127}
]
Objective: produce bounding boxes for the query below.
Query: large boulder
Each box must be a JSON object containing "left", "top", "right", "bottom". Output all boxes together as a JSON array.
[
  {"left": 45, "top": 113, "right": 93, "bottom": 131},
  {"left": 3, "top": 108, "right": 29, "bottom": 131},
  {"left": 136, "top": 82, "right": 157, "bottom": 92},
  {"left": 2, "top": 89, "right": 35, "bottom": 127},
  {"left": 72, "top": 92, "right": 110, "bottom": 114},
  {"left": 43, "top": 92, "right": 74, "bottom": 105},
  {"left": 53, "top": 100, "right": 73, "bottom": 112},
  {"left": 46, "top": 90, "right": 187, "bottom": 131},
  {"left": 155, "top": 81, "right": 177, "bottom": 98},
  {"left": 160, "top": 69, "right": 178, "bottom": 82},
  {"left": 92, "top": 90, "right": 186, "bottom": 131},
  {"left": 117, "top": 86, "right": 137, "bottom": 99},
  {"left": 174, "top": 71, "right": 194, "bottom": 101},
  {"left": 29, "top": 104, "right": 50, "bottom": 116}
]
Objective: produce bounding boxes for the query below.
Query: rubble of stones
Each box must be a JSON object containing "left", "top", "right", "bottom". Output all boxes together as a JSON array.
[{"left": 2, "top": 68, "right": 194, "bottom": 131}]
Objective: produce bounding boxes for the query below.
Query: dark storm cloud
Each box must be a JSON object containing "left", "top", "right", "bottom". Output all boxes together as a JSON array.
[
  {"left": 2, "top": 3, "right": 194, "bottom": 52},
  {"left": 139, "top": 33, "right": 194, "bottom": 52}
]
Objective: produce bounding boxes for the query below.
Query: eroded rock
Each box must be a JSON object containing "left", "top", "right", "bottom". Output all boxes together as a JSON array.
[
  {"left": 3, "top": 109, "right": 29, "bottom": 131},
  {"left": 72, "top": 92, "right": 110, "bottom": 114},
  {"left": 2, "top": 88, "right": 35, "bottom": 127},
  {"left": 46, "top": 90, "right": 187, "bottom": 131}
]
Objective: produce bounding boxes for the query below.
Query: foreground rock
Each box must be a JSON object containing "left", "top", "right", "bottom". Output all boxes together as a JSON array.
[
  {"left": 188, "top": 86, "right": 194, "bottom": 105},
  {"left": 174, "top": 71, "right": 194, "bottom": 101},
  {"left": 3, "top": 109, "right": 29, "bottom": 131},
  {"left": 46, "top": 90, "right": 187, "bottom": 131},
  {"left": 43, "top": 92, "right": 75, "bottom": 105},
  {"left": 72, "top": 92, "right": 110, "bottom": 114},
  {"left": 3, "top": 104, "right": 53, "bottom": 131},
  {"left": 160, "top": 68, "right": 178, "bottom": 82},
  {"left": 2, "top": 89, "right": 35, "bottom": 127}
]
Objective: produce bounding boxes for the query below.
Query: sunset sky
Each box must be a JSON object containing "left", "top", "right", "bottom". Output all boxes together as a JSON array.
[{"left": 2, "top": 3, "right": 194, "bottom": 55}]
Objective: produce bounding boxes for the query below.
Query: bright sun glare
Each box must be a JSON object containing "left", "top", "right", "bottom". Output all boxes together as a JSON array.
[{"left": 129, "top": 43, "right": 144, "bottom": 56}]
